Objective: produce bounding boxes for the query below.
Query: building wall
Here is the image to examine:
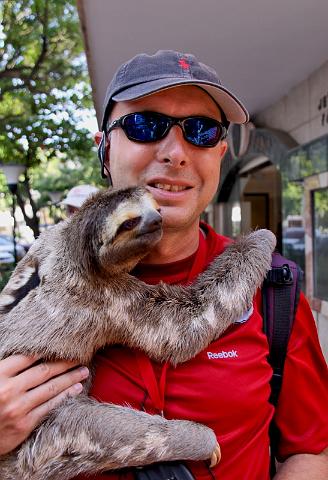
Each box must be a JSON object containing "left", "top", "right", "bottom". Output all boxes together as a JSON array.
[
  {"left": 254, "top": 61, "right": 328, "bottom": 360},
  {"left": 255, "top": 60, "right": 328, "bottom": 144}
]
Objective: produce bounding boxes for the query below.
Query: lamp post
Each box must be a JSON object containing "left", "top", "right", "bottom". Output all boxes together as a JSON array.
[{"left": 0, "top": 164, "right": 25, "bottom": 264}]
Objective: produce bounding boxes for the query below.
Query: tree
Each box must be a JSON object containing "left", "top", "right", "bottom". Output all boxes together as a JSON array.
[
  {"left": 0, "top": 0, "right": 99, "bottom": 237},
  {"left": 30, "top": 147, "right": 105, "bottom": 217}
]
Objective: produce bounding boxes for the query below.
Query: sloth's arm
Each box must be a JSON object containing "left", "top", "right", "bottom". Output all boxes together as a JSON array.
[
  {"left": 0, "top": 230, "right": 275, "bottom": 366},
  {"left": 2, "top": 396, "right": 218, "bottom": 480},
  {"left": 118, "top": 230, "right": 276, "bottom": 364}
]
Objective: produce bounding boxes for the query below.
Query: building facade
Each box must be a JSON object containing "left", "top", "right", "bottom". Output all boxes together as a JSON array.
[{"left": 213, "top": 60, "right": 328, "bottom": 357}]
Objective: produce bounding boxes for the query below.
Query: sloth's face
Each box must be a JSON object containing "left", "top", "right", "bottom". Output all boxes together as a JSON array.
[
  {"left": 107, "top": 191, "right": 162, "bottom": 243},
  {"left": 72, "top": 187, "right": 162, "bottom": 275},
  {"left": 98, "top": 187, "right": 162, "bottom": 272}
]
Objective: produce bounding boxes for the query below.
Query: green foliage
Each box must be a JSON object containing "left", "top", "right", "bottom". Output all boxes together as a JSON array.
[
  {"left": 0, "top": 0, "right": 102, "bottom": 236},
  {"left": 0, "top": 267, "right": 13, "bottom": 292},
  {"left": 31, "top": 147, "right": 106, "bottom": 205},
  {"left": 314, "top": 188, "right": 328, "bottom": 232},
  {"left": 282, "top": 179, "right": 303, "bottom": 219}
]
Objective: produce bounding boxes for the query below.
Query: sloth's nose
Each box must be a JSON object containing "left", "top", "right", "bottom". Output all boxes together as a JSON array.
[{"left": 139, "top": 209, "right": 162, "bottom": 234}]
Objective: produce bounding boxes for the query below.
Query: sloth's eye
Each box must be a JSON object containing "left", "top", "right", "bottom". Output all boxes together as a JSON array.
[{"left": 116, "top": 216, "right": 141, "bottom": 235}]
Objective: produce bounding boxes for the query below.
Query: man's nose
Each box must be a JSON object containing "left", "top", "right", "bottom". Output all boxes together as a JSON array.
[{"left": 157, "top": 125, "right": 189, "bottom": 167}]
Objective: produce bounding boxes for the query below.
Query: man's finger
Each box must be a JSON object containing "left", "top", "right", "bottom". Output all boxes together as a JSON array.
[
  {"left": 20, "top": 366, "right": 89, "bottom": 414},
  {"left": 15, "top": 360, "right": 83, "bottom": 392},
  {"left": 27, "top": 383, "right": 84, "bottom": 429},
  {"left": 0, "top": 354, "right": 39, "bottom": 378}
]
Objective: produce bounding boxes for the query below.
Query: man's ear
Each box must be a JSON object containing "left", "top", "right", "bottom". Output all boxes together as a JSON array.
[
  {"left": 95, "top": 131, "right": 112, "bottom": 182},
  {"left": 94, "top": 131, "right": 102, "bottom": 146},
  {"left": 94, "top": 131, "right": 111, "bottom": 161},
  {"left": 219, "top": 140, "right": 228, "bottom": 159},
  {"left": 95, "top": 132, "right": 113, "bottom": 186}
]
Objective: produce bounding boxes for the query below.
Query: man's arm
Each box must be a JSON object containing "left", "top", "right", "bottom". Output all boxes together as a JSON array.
[
  {"left": 274, "top": 448, "right": 328, "bottom": 479},
  {"left": 0, "top": 354, "right": 89, "bottom": 455}
]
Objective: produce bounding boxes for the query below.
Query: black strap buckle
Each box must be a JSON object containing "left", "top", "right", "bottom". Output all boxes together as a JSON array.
[{"left": 266, "top": 264, "right": 293, "bottom": 285}]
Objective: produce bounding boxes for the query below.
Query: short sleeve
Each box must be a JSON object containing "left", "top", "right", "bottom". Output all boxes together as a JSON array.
[{"left": 274, "top": 292, "right": 328, "bottom": 460}]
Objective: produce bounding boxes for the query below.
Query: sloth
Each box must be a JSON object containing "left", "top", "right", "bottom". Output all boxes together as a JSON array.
[{"left": 0, "top": 186, "right": 276, "bottom": 480}]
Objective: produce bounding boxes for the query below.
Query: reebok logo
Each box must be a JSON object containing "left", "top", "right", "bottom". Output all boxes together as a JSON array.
[{"left": 207, "top": 350, "right": 238, "bottom": 359}]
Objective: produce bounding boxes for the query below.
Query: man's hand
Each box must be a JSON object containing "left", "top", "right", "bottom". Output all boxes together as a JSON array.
[{"left": 0, "top": 354, "right": 89, "bottom": 455}]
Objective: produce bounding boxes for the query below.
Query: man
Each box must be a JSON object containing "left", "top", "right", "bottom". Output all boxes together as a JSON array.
[
  {"left": 61, "top": 184, "right": 100, "bottom": 216},
  {"left": 1, "top": 50, "right": 328, "bottom": 479}
]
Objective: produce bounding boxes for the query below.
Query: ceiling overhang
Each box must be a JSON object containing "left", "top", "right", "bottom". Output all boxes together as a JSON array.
[{"left": 77, "top": 0, "right": 328, "bottom": 127}]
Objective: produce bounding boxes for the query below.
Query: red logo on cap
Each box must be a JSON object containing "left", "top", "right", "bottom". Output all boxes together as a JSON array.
[{"left": 179, "top": 58, "right": 190, "bottom": 70}]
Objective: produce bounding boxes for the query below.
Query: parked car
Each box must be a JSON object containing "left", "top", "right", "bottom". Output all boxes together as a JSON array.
[
  {"left": 0, "top": 234, "right": 27, "bottom": 262},
  {"left": 0, "top": 250, "right": 15, "bottom": 266},
  {"left": 282, "top": 226, "right": 305, "bottom": 273}
]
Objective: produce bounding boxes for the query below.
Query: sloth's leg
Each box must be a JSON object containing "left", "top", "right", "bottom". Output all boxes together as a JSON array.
[
  {"left": 120, "top": 229, "right": 276, "bottom": 364},
  {"left": 13, "top": 396, "right": 218, "bottom": 480}
]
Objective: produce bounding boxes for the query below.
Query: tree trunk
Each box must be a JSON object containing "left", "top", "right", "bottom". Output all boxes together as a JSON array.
[{"left": 16, "top": 177, "right": 40, "bottom": 239}]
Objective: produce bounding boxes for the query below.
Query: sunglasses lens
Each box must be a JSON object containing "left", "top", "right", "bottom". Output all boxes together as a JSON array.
[
  {"left": 183, "top": 117, "right": 222, "bottom": 146},
  {"left": 118, "top": 113, "right": 224, "bottom": 147},
  {"left": 123, "top": 113, "right": 169, "bottom": 142}
]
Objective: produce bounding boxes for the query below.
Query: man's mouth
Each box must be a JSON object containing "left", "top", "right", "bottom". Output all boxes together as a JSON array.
[{"left": 149, "top": 183, "right": 190, "bottom": 192}]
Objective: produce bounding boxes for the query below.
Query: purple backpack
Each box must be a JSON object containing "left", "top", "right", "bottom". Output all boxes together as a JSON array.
[{"left": 262, "top": 252, "right": 303, "bottom": 477}]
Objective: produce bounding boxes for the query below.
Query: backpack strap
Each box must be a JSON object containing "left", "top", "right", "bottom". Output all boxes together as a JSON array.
[{"left": 262, "top": 252, "right": 303, "bottom": 477}]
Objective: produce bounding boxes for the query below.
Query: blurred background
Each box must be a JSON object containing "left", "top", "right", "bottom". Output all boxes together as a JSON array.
[{"left": 1, "top": 0, "right": 328, "bottom": 356}]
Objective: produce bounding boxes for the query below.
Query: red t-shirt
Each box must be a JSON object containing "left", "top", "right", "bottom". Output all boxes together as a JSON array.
[{"left": 75, "top": 224, "right": 328, "bottom": 480}]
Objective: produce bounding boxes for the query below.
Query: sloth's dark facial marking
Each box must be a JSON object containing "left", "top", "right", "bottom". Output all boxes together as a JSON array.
[{"left": 116, "top": 216, "right": 142, "bottom": 236}]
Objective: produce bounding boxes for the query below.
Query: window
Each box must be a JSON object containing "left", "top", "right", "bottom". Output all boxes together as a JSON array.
[
  {"left": 313, "top": 188, "right": 328, "bottom": 301},
  {"left": 281, "top": 134, "right": 328, "bottom": 278}
]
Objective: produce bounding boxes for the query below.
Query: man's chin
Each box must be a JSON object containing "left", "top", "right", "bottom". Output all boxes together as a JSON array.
[{"left": 160, "top": 207, "right": 199, "bottom": 232}]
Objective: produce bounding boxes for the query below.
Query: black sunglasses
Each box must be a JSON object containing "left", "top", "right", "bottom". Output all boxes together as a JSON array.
[{"left": 107, "top": 111, "right": 227, "bottom": 148}]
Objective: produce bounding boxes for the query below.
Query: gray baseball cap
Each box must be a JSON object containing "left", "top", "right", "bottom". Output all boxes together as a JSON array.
[{"left": 101, "top": 50, "right": 249, "bottom": 130}]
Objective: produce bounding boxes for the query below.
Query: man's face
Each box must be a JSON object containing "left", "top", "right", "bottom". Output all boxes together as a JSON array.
[
  {"left": 66, "top": 205, "right": 79, "bottom": 217},
  {"left": 105, "top": 85, "right": 227, "bottom": 232}
]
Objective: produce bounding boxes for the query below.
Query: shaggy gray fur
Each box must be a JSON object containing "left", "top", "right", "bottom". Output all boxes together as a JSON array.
[{"left": 0, "top": 186, "right": 276, "bottom": 479}]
